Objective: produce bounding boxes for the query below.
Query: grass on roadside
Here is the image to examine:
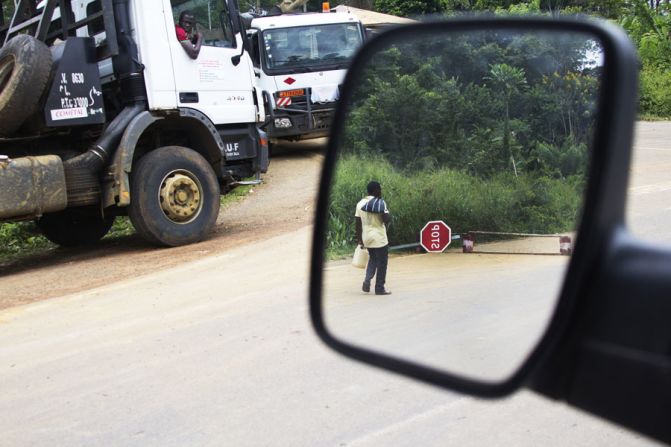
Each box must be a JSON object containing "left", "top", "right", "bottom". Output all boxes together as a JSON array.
[
  {"left": 0, "top": 221, "right": 55, "bottom": 262},
  {"left": 220, "top": 182, "right": 256, "bottom": 208},
  {"left": 638, "top": 114, "right": 671, "bottom": 121}
]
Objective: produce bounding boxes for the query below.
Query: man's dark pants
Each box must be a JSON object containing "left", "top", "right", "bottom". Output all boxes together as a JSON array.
[{"left": 364, "top": 245, "right": 388, "bottom": 293}]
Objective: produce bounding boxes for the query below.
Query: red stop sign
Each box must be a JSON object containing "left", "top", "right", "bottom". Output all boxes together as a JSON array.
[{"left": 420, "top": 220, "right": 452, "bottom": 253}]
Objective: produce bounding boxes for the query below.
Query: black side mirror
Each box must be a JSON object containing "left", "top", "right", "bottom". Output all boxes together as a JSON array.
[
  {"left": 231, "top": 53, "right": 242, "bottom": 66},
  {"left": 226, "top": 0, "right": 241, "bottom": 35},
  {"left": 225, "top": 3, "right": 249, "bottom": 66},
  {"left": 229, "top": 13, "right": 245, "bottom": 65},
  {"left": 310, "top": 17, "right": 670, "bottom": 444}
]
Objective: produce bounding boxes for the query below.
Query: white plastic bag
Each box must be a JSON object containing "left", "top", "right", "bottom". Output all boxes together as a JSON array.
[{"left": 352, "top": 246, "right": 369, "bottom": 269}]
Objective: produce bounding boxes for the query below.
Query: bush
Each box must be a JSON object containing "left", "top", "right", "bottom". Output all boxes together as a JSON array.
[{"left": 639, "top": 66, "right": 671, "bottom": 119}]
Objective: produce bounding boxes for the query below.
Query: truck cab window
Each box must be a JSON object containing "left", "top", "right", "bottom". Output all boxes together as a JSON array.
[
  {"left": 171, "top": 0, "right": 236, "bottom": 49},
  {"left": 250, "top": 31, "right": 260, "bottom": 67}
]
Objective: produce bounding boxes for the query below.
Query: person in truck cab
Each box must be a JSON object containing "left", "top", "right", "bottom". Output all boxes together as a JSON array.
[{"left": 175, "top": 10, "right": 203, "bottom": 59}]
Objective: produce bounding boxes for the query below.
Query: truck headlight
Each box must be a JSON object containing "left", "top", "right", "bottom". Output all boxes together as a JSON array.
[{"left": 274, "top": 118, "right": 293, "bottom": 129}]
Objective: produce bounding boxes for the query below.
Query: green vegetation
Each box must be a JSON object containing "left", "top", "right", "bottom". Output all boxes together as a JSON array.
[
  {"left": 106, "top": 217, "right": 135, "bottom": 239},
  {"left": 0, "top": 222, "right": 54, "bottom": 261},
  {"left": 618, "top": 1, "right": 671, "bottom": 118},
  {"left": 220, "top": 183, "right": 256, "bottom": 208},
  {"left": 363, "top": 0, "right": 671, "bottom": 119}
]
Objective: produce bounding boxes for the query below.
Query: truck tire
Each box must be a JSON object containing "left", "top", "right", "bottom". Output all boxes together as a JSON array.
[
  {"left": 0, "top": 35, "right": 52, "bottom": 136},
  {"left": 128, "top": 146, "right": 220, "bottom": 247},
  {"left": 37, "top": 207, "right": 115, "bottom": 247}
]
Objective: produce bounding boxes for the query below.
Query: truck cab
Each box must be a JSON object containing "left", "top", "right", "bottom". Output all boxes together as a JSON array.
[
  {"left": 246, "top": 12, "right": 364, "bottom": 142},
  {"left": 0, "top": 0, "right": 269, "bottom": 247}
]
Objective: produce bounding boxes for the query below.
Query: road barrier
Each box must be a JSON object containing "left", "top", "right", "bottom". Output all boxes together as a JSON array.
[
  {"left": 389, "top": 232, "right": 572, "bottom": 255},
  {"left": 463, "top": 231, "right": 573, "bottom": 256}
]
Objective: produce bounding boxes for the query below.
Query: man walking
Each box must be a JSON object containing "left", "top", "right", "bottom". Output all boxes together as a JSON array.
[{"left": 355, "top": 181, "right": 391, "bottom": 295}]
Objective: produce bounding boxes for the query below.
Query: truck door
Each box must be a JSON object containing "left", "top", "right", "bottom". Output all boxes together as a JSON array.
[{"left": 169, "top": 0, "right": 256, "bottom": 125}]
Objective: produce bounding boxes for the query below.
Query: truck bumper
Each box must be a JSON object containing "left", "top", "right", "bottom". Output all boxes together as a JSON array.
[
  {"left": 266, "top": 109, "right": 334, "bottom": 140},
  {"left": 262, "top": 91, "right": 335, "bottom": 140}
]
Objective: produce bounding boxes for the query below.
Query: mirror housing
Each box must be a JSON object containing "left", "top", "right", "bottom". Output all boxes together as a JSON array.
[{"left": 311, "top": 13, "right": 651, "bottom": 427}]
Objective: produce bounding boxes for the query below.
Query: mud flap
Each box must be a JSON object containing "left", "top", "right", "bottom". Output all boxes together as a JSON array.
[
  {"left": 256, "top": 128, "right": 269, "bottom": 174},
  {"left": 219, "top": 125, "right": 269, "bottom": 175}
]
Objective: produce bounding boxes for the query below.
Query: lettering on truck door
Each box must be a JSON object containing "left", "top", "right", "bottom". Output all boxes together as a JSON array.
[{"left": 169, "top": 0, "right": 256, "bottom": 124}]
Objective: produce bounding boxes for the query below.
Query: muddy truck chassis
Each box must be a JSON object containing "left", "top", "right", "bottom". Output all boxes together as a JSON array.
[{"left": 0, "top": 0, "right": 269, "bottom": 247}]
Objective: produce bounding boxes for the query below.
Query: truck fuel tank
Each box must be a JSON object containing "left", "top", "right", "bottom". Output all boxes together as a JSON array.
[{"left": 0, "top": 155, "right": 68, "bottom": 220}]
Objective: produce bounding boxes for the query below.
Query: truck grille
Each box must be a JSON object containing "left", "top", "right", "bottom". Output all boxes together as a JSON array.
[{"left": 312, "top": 111, "right": 332, "bottom": 129}]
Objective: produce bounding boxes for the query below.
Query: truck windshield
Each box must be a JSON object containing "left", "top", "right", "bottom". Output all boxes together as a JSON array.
[{"left": 262, "top": 23, "right": 363, "bottom": 74}]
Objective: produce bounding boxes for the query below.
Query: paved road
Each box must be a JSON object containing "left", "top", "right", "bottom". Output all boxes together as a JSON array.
[
  {"left": 324, "top": 251, "right": 565, "bottom": 382},
  {"left": 628, "top": 121, "right": 671, "bottom": 242},
  {"left": 0, "top": 127, "right": 666, "bottom": 446}
]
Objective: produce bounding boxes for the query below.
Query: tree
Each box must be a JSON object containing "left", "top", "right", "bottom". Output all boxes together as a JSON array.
[
  {"left": 539, "top": 0, "right": 625, "bottom": 18},
  {"left": 338, "top": 0, "right": 375, "bottom": 9},
  {"left": 373, "top": 0, "right": 443, "bottom": 17},
  {"left": 485, "top": 64, "right": 527, "bottom": 176}
]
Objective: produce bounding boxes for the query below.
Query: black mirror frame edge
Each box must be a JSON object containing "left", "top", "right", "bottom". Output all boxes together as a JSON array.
[{"left": 310, "top": 17, "right": 639, "bottom": 398}]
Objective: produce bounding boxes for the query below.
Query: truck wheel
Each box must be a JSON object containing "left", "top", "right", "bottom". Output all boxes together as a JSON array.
[
  {"left": 37, "top": 208, "right": 115, "bottom": 247},
  {"left": 0, "top": 35, "right": 52, "bottom": 136},
  {"left": 129, "top": 146, "right": 220, "bottom": 247}
]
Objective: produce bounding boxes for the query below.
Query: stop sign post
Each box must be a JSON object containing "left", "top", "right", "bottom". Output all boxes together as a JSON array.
[{"left": 420, "top": 220, "right": 452, "bottom": 253}]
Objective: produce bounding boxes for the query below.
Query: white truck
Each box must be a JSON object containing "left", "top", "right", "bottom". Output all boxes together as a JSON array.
[
  {"left": 244, "top": 11, "right": 364, "bottom": 143},
  {"left": 0, "top": 0, "right": 269, "bottom": 247}
]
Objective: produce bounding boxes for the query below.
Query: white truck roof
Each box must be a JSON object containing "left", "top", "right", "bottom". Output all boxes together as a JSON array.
[{"left": 251, "top": 12, "right": 360, "bottom": 31}]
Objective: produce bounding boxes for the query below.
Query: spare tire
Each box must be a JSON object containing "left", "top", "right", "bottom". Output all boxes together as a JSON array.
[{"left": 0, "top": 35, "right": 52, "bottom": 136}]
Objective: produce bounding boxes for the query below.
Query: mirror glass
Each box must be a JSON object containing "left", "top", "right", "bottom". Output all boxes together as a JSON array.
[{"left": 322, "top": 28, "right": 603, "bottom": 382}]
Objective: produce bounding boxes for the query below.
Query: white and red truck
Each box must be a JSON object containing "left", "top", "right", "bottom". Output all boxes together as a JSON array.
[{"left": 245, "top": 10, "right": 365, "bottom": 143}]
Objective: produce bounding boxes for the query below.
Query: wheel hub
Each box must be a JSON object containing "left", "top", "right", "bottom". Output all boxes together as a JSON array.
[{"left": 159, "top": 172, "right": 202, "bottom": 223}]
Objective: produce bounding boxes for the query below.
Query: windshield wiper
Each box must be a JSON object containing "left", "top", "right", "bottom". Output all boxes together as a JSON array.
[{"left": 285, "top": 65, "right": 312, "bottom": 73}]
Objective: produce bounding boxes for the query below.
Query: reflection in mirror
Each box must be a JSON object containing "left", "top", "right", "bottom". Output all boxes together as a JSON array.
[{"left": 323, "top": 29, "right": 602, "bottom": 382}]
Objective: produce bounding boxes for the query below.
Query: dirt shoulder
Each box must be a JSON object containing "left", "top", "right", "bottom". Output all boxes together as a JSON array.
[{"left": 0, "top": 142, "right": 324, "bottom": 310}]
